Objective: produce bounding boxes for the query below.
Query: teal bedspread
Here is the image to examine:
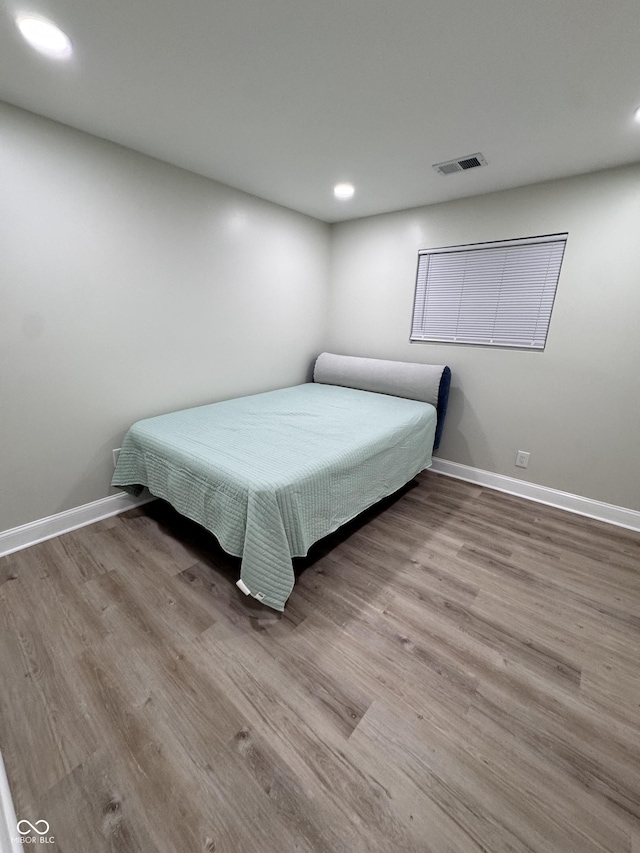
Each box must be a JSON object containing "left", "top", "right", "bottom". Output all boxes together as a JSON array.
[{"left": 112, "top": 383, "right": 437, "bottom": 610}]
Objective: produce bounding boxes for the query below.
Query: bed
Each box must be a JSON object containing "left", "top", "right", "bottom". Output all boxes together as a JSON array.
[{"left": 111, "top": 353, "right": 451, "bottom": 611}]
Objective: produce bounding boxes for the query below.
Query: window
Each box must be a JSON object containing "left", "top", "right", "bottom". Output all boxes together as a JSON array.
[{"left": 410, "top": 233, "right": 567, "bottom": 349}]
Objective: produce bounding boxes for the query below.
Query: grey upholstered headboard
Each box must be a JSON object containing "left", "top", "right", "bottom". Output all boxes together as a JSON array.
[{"left": 313, "top": 352, "right": 451, "bottom": 450}]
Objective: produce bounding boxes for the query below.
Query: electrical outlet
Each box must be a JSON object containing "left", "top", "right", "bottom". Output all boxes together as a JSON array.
[
  {"left": 112, "top": 448, "right": 121, "bottom": 468},
  {"left": 515, "top": 450, "right": 530, "bottom": 469}
]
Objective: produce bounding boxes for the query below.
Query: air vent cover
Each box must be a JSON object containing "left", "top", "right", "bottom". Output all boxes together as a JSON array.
[{"left": 433, "top": 152, "right": 487, "bottom": 175}]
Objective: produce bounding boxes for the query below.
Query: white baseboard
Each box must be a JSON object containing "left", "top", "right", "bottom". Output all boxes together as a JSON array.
[
  {"left": 430, "top": 458, "right": 640, "bottom": 533},
  {"left": 1, "top": 463, "right": 638, "bottom": 560},
  {"left": 0, "top": 491, "right": 156, "bottom": 559}
]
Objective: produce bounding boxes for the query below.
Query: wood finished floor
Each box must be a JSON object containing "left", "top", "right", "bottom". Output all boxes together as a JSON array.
[{"left": 1, "top": 472, "right": 640, "bottom": 852}]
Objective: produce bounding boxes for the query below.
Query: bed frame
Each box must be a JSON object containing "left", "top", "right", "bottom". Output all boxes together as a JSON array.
[{"left": 112, "top": 353, "right": 451, "bottom": 610}]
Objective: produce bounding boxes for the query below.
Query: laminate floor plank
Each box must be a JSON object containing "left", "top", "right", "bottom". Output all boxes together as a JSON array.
[
  {"left": 190, "top": 633, "right": 420, "bottom": 852},
  {"left": 464, "top": 698, "right": 636, "bottom": 851},
  {"left": 353, "top": 699, "right": 631, "bottom": 853},
  {"left": 382, "top": 588, "right": 583, "bottom": 695},
  {"left": 288, "top": 551, "right": 394, "bottom": 628},
  {"left": 221, "top": 723, "right": 363, "bottom": 853},
  {"left": 272, "top": 608, "right": 480, "bottom": 726},
  {"left": 501, "top": 546, "right": 640, "bottom": 615},
  {"left": 581, "top": 658, "right": 640, "bottom": 729},
  {"left": 176, "top": 561, "right": 304, "bottom": 644},
  {"left": 471, "top": 585, "right": 640, "bottom": 668},
  {"left": 1, "top": 472, "right": 639, "bottom": 851},
  {"left": 0, "top": 621, "right": 98, "bottom": 800},
  {"left": 39, "top": 748, "right": 158, "bottom": 853},
  {"left": 472, "top": 679, "right": 640, "bottom": 828},
  {"left": 73, "top": 649, "right": 301, "bottom": 853}
]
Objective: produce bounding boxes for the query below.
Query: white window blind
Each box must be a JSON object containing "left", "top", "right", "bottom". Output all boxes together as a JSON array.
[{"left": 410, "top": 233, "right": 567, "bottom": 349}]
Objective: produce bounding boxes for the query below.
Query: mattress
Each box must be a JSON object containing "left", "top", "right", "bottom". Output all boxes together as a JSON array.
[{"left": 112, "top": 382, "right": 437, "bottom": 610}]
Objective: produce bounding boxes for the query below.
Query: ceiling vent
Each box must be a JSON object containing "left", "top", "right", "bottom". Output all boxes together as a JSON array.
[{"left": 433, "top": 152, "right": 487, "bottom": 176}]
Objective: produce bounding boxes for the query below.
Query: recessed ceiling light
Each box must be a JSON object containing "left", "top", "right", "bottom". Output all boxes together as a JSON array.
[
  {"left": 334, "top": 183, "right": 355, "bottom": 200},
  {"left": 634, "top": 106, "right": 640, "bottom": 124},
  {"left": 16, "top": 15, "right": 72, "bottom": 59}
]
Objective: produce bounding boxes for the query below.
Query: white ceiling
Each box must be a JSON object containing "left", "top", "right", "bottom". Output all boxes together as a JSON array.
[{"left": 1, "top": 0, "right": 640, "bottom": 222}]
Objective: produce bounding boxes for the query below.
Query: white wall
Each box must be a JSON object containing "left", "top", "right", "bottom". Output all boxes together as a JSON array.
[
  {"left": 2, "top": 99, "right": 639, "bottom": 533},
  {"left": 327, "top": 165, "right": 640, "bottom": 511},
  {"left": 0, "top": 103, "right": 330, "bottom": 531}
]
